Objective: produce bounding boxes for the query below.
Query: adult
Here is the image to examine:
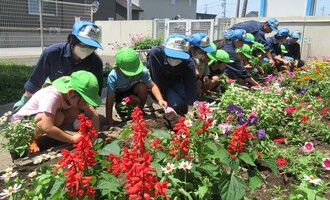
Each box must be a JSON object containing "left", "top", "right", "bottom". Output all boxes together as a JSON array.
[
  {"left": 230, "top": 18, "right": 280, "bottom": 67},
  {"left": 147, "top": 33, "right": 196, "bottom": 115},
  {"left": 13, "top": 21, "right": 104, "bottom": 113},
  {"left": 266, "top": 28, "right": 291, "bottom": 71},
  {"left": 188, "top": 32, "right": 215, "bottom": 96},
  {"left": 283, "top": 30, "right": 305, "bottom": 68},
  {"left": 221, "top": 29, "right": 260, "bottom": 87}
]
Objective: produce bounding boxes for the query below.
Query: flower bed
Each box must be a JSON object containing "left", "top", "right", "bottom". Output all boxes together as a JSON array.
[{"left": 1, "top": 61, "right": 330, "bottom": 199}]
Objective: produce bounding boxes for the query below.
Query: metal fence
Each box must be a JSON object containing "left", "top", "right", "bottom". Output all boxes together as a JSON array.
[{"left": 0, "top": 0, "right": 93, "bottom": 49}]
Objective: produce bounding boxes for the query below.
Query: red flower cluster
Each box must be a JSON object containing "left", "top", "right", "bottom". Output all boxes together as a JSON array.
[
  {"left": 276, "top": 157, "right": 287, "bottom": 167},
  {"left": 273, "top": 138, "right": 286, "bottom": 144},
  {"left": 54, "top": 114, "right": 98, "bottom": 197},
  {"left": 227, "top": 125, "right": 255, "bottom": 154},
  {"left": 301, "top": 115, "right": 309, "bottom": 122},
  {"left": 108, "top": 107, "right": 169, "bottom": 200},
  {"left": 195, "top": 102, "right": 213, "bottom": 134},
  {"left": 284, "top": 106, "right": 297, "bottom": 114},
  {"left": 321, "top": 107, "right": 329, "bottom": 115},
  {"left": 169, "top": 117, "right": 191, "bottom": 160}
]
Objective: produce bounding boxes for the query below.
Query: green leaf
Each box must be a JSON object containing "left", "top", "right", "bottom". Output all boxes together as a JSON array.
[
  {"left": 168, "top": 175, "right": 184, "bottom": 187},
  {"left": 196, "top": 185, "right": 208, "bottom": 199},
  {"left": 151, "top": 162, "right": 163, "bottom": 178},
  {"left": 205, "top": 141, "right": 219, "bottom": 153},
  {"left": 238, "top": 152, "right": 256, "bottom": 166},
  {"left": 154, "top": 151, "right": 166, "bottom": 163},
  {"left": 96, "top": 180, "right": 121, "bottom": 192},
  {"left": 99, "top": 140, "right": 121, "bottom": 156},
  {"left": 121, "top": 129, "right": 132, "bottom": 138},
  {"left": 178, "top": 188, "right": 193, "bottom": 200},
  {"left": 247, "top": 169, "right": 262, "bottom": 192},
  {"left": 219, "top": 174, "right": 246, "bottom": 200},
  {"left": 151, "top": 129, "right": 171, "bottom": 139},
  {"left": 48, "top": 178, "right": 65, "bottom": 199},
  {"left": 262, "top": 158, "right": 279, "bottom": 175},
  {"left": 229, "top": 157, "right": 240, "bottom": 172}
]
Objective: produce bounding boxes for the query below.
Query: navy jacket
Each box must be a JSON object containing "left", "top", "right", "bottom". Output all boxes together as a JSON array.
[
  {"left": 24, "top": 42, "right": 103, "bottom": 95},
  {"left": 266, "top": 37, "right": 282, "bottom": 57},
  {"left": 221, "top": 41, "right": 251, "bottom": 78},
  {"left": 231, "top": 20, "right": 270, "bottom": 51},
  {"left": 146, "top": 46, "right": 196, "bottom": 105},
  {"left": 283, "top": 39, "right": 301, "bottom": 60}
]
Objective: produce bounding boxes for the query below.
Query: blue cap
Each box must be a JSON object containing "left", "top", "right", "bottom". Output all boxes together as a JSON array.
[
  {"left": 290, "top": 30, "right": 302, "bottom": 39},
  {"left": 278, "top": 28, "right": 290, "bottom": 37},
  {"left": 72, "top": 21, "right": 103, "bottom": 50},
  {"left": 164, "top": 34, "right": 190, "bottom": 59},
  {"left": 229, "top": 29, "right": 247, "bottom": 41},
  {"left": 267, "top": 18, "right": 279, "bottom": 32},
  {"left": 188, "top": 33, "right": 215, "bottom": 53}
]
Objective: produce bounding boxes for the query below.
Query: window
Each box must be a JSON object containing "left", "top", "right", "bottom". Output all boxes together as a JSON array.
[
  {"left": 28, "top": 0, "right": 58, "bottom": 16},
  {"left": 171, "top": 0, "right": 176, "bottom": 5}
]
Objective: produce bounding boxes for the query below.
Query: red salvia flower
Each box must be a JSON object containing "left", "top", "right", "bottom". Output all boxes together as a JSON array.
[
  {"left": 226, "top": 125, "right": 255, "bottom": 154},
  {"left": 301, "top": 115, "right": 309, "bottom": 122},
  {"left": 276, "top": 157, "right": 287, "bottom": 167},
  {"left": 54, "top": 114, "right": 98, "bottom": 197},
  {"left": 170, "top": 117, "right": 191, "bottom": 160},
  {"left": 321, "top": 107, "right": 329, "bottom": 115},
  {"left": 273, "top": 138, "right": 286, "bottom": 143},
  {"left": 108, "top": 107, "right": 169, "bottom": 199}
]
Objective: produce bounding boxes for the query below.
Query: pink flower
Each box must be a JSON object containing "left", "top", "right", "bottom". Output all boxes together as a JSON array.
[
  {"left": 265, "top": 75, "right": 275, "bottom": 82},
  {"left": 318, "top": 97, "right": 323, "bottom": 102},
  {"left": 283, "top": 97, "right": 289, "bottom": 102},
  {"left": 288, "top": 72, "right": 295, "bottom": 77},
  {"left": 124, "top": 96, "right": 131, "bottom": 103},
  {"left": 284, "top": 106, "right": 297, "bottom": 114},
  {"left": 226, "top": 79, "right": 235, "bottom": 83},
  {"left": 304, "top": 142, "right": 314, "bottom": 152},
  {"left": 307, "top": 105, "right": 313, "bottom": 110},
  {"left": 322, "top": 158, "right": 330, "bottom": 170},
  {"left": 262, "top": 86, "right": 269, "bottom": 92},
  {"left": 321, "top": 107, "right": 329, "bottom": 115}
]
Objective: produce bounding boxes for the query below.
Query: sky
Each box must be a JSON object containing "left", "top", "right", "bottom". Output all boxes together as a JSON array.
[{"left": 196, "top": 0, "right": 330, "bottom": 18}]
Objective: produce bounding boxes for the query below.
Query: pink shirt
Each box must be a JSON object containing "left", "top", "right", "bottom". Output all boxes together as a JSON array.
[{"left": 15, "top": 86, "right": 71, "bottom": 120}]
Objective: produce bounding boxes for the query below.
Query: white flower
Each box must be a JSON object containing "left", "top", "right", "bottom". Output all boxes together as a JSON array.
[
  {"left": 0, "top": 116, "right": 6, "bottom": 123},
  {"left": 0, "top": 184, "right": 22, "bottom": 199},
  {"left": 4, "top": 168, "right": 13, "bottom": 173},
  {"left": 40, "top": 153, "right": 51, "bottom": 160},
  {"left": 214, "top": 134, "right": 219, "bottom": 141},
  {"left": 178, "top": 161, "right": 192, "bottom": 170},
  {"left": 302, "top": 175, "right": 322, "bottom": 185},
  {"left": 161, "top": 163, "right": 176, "bottom": 174},
  {"left": 27, "top": 171, "right": 38, "bottom": 178},
  {"left": 50, "top": 153, "right": 62, "bottom": 160},
  {"left": 0, "top": 171, "right": 18, "bottom": 180},
  {"left": 3, "top": 111, "right": 12, "bottom": 117},
  {"left": 184, "top": 119, "right": 193, "bottom": 128},
  {"left": 24, "top": 122, "right": 34, "bottom": 129},
  {"left": 33, "top": 156, "right": 43, "bottom": 164}
]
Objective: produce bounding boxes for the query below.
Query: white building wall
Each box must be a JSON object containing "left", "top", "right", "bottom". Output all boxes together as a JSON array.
[
  {"left": 265, "top": 0, "right": 308, "bottom": 17},
  {"left": 138, "top": 0, "right": 197, "bottom": 19}
]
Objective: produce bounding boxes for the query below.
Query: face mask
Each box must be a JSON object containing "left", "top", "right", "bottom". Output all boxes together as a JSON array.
[
  {"left": 73, "top": 46, "right": 95, "bottom": 60},
  {"left": 194, "top": 53, "right": 204, "bottom": 59},
  {"left": 167, "top": 57, "right": 182, "bottom": 66}
]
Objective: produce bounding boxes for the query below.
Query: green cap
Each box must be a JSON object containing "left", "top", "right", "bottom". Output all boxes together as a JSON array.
[
  {"left": 252, "top": 42, "right": 266, "bottom": 53},
  {"left": 52, "top": 70, "right": 102, "bottom": 106},
  {"left": 115, "top": 47, "right": 144, "bottom": 76},
  {"left": 281, "top": 45, "right": 288, "bottom": 53},
  {"left": 246, "top": 33, "right": 255, "bottom": 43},
  {"left": 236, "top": 44, "right": 252, "bottom": 59},
  {"left": 207, "top": 43, "right": 234, "bottom": 64}
]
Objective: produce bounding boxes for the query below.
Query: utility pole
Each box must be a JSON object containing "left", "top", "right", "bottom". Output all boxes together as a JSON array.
[
  {"left": 204, "top": 3, "right": 208, "bottom": 14},
  {"left": 236, "top": 0, "right": 240, "bottom": 17},
  {"left": 241, "top": 0, "right": 248, "bottom": 17},
  {"left": 127, "top": 0, "right": 132, "bottom": 20},
  {"left": 221, "top": 0, "right": 226, "bottom": 17}
]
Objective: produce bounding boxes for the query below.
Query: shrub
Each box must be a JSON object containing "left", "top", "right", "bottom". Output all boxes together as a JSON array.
[
  {"left": 131, "top": 36, "right": 162, "bottom": 50},
  {"left": 0, "top": 60, "right": 33, "bottom": 105}
]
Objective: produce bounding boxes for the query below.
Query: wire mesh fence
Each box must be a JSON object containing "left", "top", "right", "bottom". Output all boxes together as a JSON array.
[{"left": 0, "top": 0, "right": 92, "bottom": 52}]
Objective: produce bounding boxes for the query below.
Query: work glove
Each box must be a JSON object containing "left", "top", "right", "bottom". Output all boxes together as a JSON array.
[{"left": 12, "top": 94, "right": 31, "bottom": 114}]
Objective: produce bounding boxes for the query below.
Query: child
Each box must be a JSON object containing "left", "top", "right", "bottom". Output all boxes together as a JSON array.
[
  {"left": 206, "top": 43, "right": 234, "bottom": 92},
  {"left": 106, "top": 47, "right": 167, "bottom": 127},
  {"left": 188, "top": 32, "right": 215, "bottom": 96},
  {"left": 14, "top": 70, "right": 102, "bottom": 152}
]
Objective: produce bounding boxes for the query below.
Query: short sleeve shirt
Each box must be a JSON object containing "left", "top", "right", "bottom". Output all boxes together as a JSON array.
[
  {"left": 107, "top": 68, "right": 152, "bottom": 94},
  {"left": 15, "top": 86, "right": 71, "bottom": 119}
]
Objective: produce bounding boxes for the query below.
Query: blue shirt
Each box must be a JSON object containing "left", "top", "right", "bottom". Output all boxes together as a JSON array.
[
  {"left": 283, "top": 39, "right": 301, "bottom": 60},
  {"left": 221, "top": 41, "right": 251, "bottom": 78},
  {"left": 146, "top": 46, "right": 196, "bottom": 105},
  {"left": 107, "top": 68, "right": 152, "bottom": 93},
  {"left": 24, "top": 42, "right": 103, "bottom": 95},
  {"left": 266, "top": 37, "right": 281, "bottom": 57},
  {"left": 231, "top": 20, "right": 270, "bottom": 51}
]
